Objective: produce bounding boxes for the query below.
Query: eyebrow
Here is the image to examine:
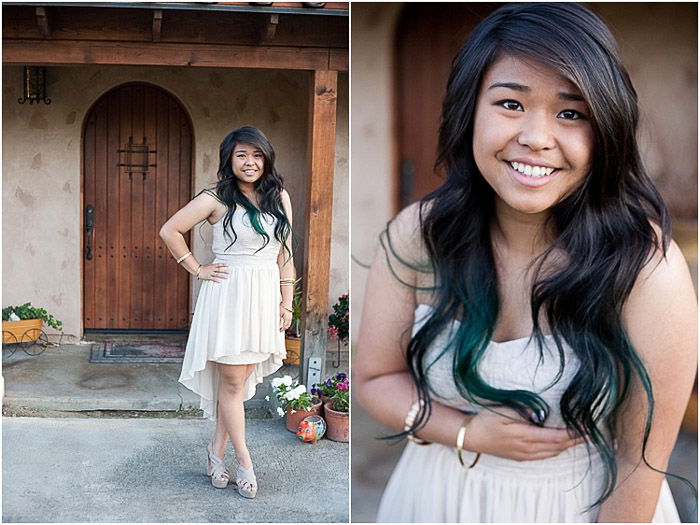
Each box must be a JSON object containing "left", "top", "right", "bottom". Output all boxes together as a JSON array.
[
  {"left": 488, "top": 82, "right": 584, "bottom": 102},
  {"left": 234, "top": 149, "right": 262, "bottom": 153}
]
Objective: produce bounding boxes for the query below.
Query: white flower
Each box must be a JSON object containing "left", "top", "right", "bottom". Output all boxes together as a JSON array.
[
  {"left": 271, "top": 378, "right": 283, "bottom": 388},
  {"left": 296, "top": 384, "right": 307, "bottom": 395},
  {"left": 281, "top": 376, "right": 293, "bottom": 386},
  {"left": 284, "top": 391, "right": 298, "bottom": 401},
  {"left": 264, "top": 395, "right": 270, "bottom": 401},
  {"left": 290, "top": 409, "right": 297, "bottom": 414},
  {"left": 276, "top": 407, "right": 284, "bottom": 417}
]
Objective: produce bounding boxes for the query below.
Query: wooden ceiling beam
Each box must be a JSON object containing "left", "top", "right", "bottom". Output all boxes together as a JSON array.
[
  {"left": 152, "top": 9, "right": 162, "bottom": 42},
  {"left": 3, "top": 39, "right": 334, "bottom": 71},
  {"left": 35, "top": 7, "right": 50, "bottom": 38}
]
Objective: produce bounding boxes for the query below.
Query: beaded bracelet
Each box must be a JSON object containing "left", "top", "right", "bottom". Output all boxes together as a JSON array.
[{"left": 403, "top": 399, "right": 431, "bottom": 445}]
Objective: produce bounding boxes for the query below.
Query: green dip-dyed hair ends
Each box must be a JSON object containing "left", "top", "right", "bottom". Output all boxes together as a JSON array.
[
  {"left": 213, "top": 126, "right": 292, "bottom": 258},
  {"left": 383, "top": 2, "right": 693, "bottom": 510}
]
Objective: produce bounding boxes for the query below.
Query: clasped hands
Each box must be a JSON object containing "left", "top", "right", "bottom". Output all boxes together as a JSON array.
[{"left": 461, "top": 407, "right": 585, "bottom": 462}]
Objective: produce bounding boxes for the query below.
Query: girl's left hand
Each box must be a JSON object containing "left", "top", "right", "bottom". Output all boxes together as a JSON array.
[{"left": 280, "top": 306, "right": 293, "bottom": 332}]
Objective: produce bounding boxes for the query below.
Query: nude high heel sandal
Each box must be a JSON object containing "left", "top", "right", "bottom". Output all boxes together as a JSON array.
[
  {"left": 206, "top": 443, "right": 230, "bottom": 489},
  {"left": 234, "top": 463, "right": 258, "bottom": 499}
]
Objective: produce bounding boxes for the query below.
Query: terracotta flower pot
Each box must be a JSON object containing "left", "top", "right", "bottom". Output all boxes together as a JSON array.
[
  {"left": 285, "top": 399, "right": 322, "bottom": 433},
  {"left": 324, "top": 402, "right": 349, "bottom": 442}
]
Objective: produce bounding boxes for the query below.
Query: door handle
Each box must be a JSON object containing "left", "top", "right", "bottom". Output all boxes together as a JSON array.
[{"left": 85, "top": 204, "right": 94, "bottom": 260}]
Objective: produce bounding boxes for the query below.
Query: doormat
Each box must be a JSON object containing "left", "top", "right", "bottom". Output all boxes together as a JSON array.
[{"left": 89, "top": 342, "right": 186, "bottom": 363}]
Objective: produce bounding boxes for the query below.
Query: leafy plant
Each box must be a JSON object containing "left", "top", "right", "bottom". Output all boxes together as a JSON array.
[
  {"left": 287, "top": 279, "right": 303, "bottom": 338},
  {"left": 2, "top": 303, "right": 63, "bottom": 331},
  {"left": 271, "top": 375, "right": 318, "bottom": 412},
  {"left": 327, "top": 293, "right": 349, "bottom": 343},
  {"left": 312, "top": 373, "right": 349, "bottom": 412}
]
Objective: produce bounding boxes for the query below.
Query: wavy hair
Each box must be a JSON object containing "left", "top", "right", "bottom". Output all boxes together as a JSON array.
[
  {"left": 384, "top": 3, "right": 683, "bottom": 508},
  {"left": 207, "top": 126, "right": 291, "bottom": 258}
]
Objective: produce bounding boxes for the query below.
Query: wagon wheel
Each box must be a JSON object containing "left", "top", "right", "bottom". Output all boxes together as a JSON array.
[
  {"left": 19, "top": 329, "right": 46, "bottom": 356},
  {"left": 2, "top": 331, "right": 18, "bottom": 358}
]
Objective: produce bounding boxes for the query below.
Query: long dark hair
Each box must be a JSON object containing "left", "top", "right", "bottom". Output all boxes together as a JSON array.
[
  {"left": 210, "top": 126, "right": 291, "bottom": 257},
  {"left": 384, "top": 2, "right": 682, "bottom": 508}
]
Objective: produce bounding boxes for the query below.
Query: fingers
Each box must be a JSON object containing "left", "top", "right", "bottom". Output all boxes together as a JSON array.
[{"left": 205, "top": 264, "right": 230, "bottom": 282}]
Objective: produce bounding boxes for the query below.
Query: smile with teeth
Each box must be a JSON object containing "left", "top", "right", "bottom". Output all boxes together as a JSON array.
[{"left": 509, "top": 161, "right": 556, "bottom": 178}]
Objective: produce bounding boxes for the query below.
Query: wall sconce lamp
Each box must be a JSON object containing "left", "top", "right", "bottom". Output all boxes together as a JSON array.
[{"left": 18, "top": 66, "right": 51, "bottom": 105}]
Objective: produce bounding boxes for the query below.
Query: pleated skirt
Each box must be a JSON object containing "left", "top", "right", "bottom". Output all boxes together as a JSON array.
[
  {"left": 178, "top": 254, "right": 286, "bottom": 420},
  {"left": 376, "top": 440, "right": 680, "bottom": 523}
]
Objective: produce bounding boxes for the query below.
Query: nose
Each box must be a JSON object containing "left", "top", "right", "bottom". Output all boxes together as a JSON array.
[{"left": 517, "top": 110, "right": 555, "bottom": 151}]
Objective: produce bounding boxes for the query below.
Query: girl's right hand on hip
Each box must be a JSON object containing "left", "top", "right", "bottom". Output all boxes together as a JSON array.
[{"left": 200, "top": 263, "right": 230, "bottom": 282}]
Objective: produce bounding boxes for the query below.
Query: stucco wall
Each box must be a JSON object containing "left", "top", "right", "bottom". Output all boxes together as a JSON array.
[
  {"left": 2, "top": 65, "right": 348, "bottom": 340},
  {"left": 350, "top": 2, "right": 697, "bottom": 341}
]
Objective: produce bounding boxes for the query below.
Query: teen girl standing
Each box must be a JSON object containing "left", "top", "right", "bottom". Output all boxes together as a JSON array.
[
  {"left": 161, "top": 126, "right": 294, "bottom": 499},
  {"left": 355, "top": 3, "right": 696, "bottom": 522}
]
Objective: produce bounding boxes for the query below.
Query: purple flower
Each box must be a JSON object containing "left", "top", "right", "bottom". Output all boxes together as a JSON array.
[
  {"left": 325, "top": 379, "right": 333, "bottom": 387},
  {"left": 335, "top": 373, "right": 346, "bottom": 381}
]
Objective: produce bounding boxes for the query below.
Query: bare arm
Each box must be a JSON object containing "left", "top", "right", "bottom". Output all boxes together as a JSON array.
[
  {"left": 597, "top": 240, "right": 697, "bottom": 522},
  {"left": 159, "top": 191, "right": 229, "bottom": 282},
  {"left": 277, "top": 189, "right": 295, "bottom": 330},
  {"left": 355, "top": 204, "right": 582, "bottom": 460}
]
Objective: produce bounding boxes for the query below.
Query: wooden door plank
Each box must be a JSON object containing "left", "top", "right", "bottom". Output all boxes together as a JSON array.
[
  {"left": 130, "top": 85, "right": 145, "bottom": 329},
  {"left": 117, "top": 86, "right": 133, "bottom": 329},
  {"left": 178, "top": 112, "right": 192, "bottom": 329},
  {"left": 94, "top": 101, "right": 108, "bottom": 327},
  {"left": 154, "top": 90, "right": 170, "bottom": 329},
  {"left": 166, "top": 98, "right": 181, "bottom": 330},
  {"left": 106, "top": 90, "right": 121, "bottom": 329},
  {"left": 301, "top": 69, "right": 337, "bottom": 384},
  {"left": 83, "top": 113, "right": 96, "bottom": 328},
  {"left": 142, "top": 86, "right": 157, "bottom": 328}
]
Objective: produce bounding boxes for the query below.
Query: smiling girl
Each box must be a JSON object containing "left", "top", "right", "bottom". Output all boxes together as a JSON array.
[
  {"left": 355, "top": 3, "right": 696, "bottom": 522},
  {"left": 160, "top": 126, "right": 294, "bottom": 499}
]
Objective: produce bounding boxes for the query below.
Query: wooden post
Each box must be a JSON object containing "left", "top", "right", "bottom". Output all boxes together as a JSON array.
[{"left": 301, "top": 69, "right": 337, "bottom": 386}]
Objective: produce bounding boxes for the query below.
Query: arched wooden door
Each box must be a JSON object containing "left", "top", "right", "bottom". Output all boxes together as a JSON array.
[
  {"left": 83, "top": 83, "right": 193, "bottom": 331},
  {"left": 395, "top": 3, "right": 500, "bottom": 209}
]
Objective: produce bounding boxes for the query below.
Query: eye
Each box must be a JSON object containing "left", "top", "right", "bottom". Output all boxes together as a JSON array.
[
  {"left": 558, "top": 109, "right": 586, "bottom": 120},
  {"left": 497, "top": 100, "right": 524, "bottom": 112}
]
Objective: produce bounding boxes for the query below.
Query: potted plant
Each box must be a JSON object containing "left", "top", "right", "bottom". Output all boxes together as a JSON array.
[
  {"left": 271, "top": 375, "right": 322, "bottom": 433},
  {"left": 2, "top": 302, "right": 63, "bottom": 343},
  {"left": 321, "top": 373, "right": 349, "bottom": 442},
  {"left": 283, "top": 279, "right": 303, "bottom": 365}
]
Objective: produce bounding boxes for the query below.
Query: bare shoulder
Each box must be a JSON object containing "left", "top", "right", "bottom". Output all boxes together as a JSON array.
[
  {"left": 195, "top": 189, "right": 227, "bottom": 223},
  {"left": 623, "top": 232, "right": 697, "bottom": 363}
]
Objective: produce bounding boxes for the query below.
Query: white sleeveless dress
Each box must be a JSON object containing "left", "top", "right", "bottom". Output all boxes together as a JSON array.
[
  {"left": 179, "top": 205, "right": 286, "bottom": 421},
  {"left": 376, "top": 303, "right": 680, "bottom": 523}
]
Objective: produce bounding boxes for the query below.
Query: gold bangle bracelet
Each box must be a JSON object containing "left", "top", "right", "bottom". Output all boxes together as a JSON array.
[
  {"left": 280, "top": 283, "right": 295, "bottom": 286},
  {"left": 456, "top": 415, "right": 480, "bottom": 469},
  {"left": 176, "top": 251, "right": 192, "bottom": 264},
  {"left": 196, "top": 265, "right": 203, "bottom": 280}
]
